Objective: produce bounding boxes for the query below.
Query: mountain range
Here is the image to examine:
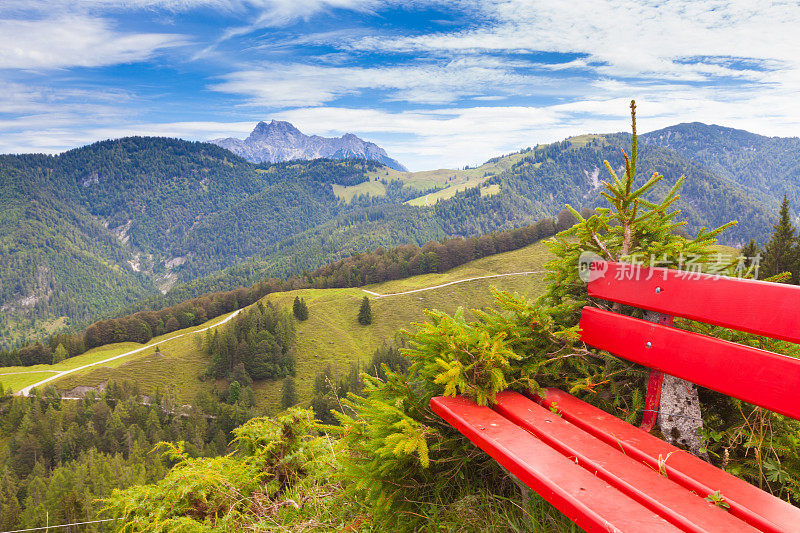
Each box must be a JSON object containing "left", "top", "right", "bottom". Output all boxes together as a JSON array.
[
  {"left": 1, "top": 121, "right": 799, "bottom": 346},
  {"left": 212, "top": 120, "right": 408, "bottom": 171}
]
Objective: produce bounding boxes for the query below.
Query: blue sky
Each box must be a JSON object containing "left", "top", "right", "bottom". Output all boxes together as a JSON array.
[{"left": 1, "top": 1, "right": 799, "bottom": 170}]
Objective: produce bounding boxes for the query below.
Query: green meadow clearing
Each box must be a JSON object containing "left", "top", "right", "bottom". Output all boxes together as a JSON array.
[{"left": 3, "top": 240, "right": 553, "bottom": 411}]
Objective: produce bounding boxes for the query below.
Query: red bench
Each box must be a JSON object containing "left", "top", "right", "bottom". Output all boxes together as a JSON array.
[{"left": 432, "top": 261, "right": 800, "bottom": 532}]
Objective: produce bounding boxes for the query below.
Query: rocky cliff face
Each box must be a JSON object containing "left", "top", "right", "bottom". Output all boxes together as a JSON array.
[{"left": 212, "top": 120, "right": 408, "bottom": 171}]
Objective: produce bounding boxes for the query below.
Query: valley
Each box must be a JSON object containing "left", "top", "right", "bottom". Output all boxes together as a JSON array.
[
  {"left": 2, "top": 122, "right": 797, "bottom": 353},
  {"left": 0, "top": 240, "right": 553, "bottom": 410}
]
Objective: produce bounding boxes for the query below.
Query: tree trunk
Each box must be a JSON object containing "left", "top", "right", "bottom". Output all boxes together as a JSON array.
[{"left": 643, "top": 310, "right": 708, "bottom": 460}]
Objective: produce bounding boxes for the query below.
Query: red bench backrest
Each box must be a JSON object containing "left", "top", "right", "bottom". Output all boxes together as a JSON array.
[{"left": 581, "top": 261, "right": 800, "bottom": 420}]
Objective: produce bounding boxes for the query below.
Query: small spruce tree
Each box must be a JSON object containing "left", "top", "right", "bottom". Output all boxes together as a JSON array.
[
  {"left": 357, "top": 296, "right": 372, "bottom": 325},
  {"left": 761, "top": 194, "right": 798, "bottom": 282},
  {"left": 740, "top": 238, "right": 759, "bottom": 268},
  {"left": 52, "top": 343, "right": 68, "bottom": 364},
  {"left": 292, "top": 296, "right": 309, "bottom": 321},
  {"left": 281, "top": 376, "right": 298, "bottom": 408},
  {"left": 228, "top": 380, "right": 241, "bottom": 404}
]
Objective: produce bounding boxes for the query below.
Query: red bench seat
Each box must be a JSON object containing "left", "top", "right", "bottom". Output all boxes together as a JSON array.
[{"left": 432, "top": 262, "right": 800, "bottom": 532}]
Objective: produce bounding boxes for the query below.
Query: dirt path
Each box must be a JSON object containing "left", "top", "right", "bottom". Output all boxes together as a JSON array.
[
  {"left": 16, "top": 309, "right": 242, "bottom": 396},
  {"left": 362, "top": 270, "right": 545, "bottom": 299}
]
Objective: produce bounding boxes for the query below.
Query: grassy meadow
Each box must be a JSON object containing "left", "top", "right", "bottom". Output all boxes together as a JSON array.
[
  {"left": 0, "top": 240, "right": 554, "bottom": 412},
  {"left": 332, "top": 149, "right": 530, "bottom": 203}
]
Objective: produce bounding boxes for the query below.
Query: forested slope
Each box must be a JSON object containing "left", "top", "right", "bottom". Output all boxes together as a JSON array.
[{"left": 3, "top": 123, "right": 798, "bottom": 347}]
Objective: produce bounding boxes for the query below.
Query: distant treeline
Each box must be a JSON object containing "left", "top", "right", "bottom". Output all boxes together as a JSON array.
[
  {"left": 0, "top": 217, "right": 563, "bottom": 370},
  {"left": 307, "top": 216, "right": 560, "bottom": 288}
]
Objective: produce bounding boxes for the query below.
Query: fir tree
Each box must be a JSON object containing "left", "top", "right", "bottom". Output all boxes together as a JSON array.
[
  {"left": 761, "top": 194, "right": 798, "bottom": 281},
  {"left": 740, "top": 238, "right": 759, "bottom": 268},
  {"left": 228, "top": 380, "right": 241, "bottom": 404},
  {"left": 357, "top": 296, "right": 372, "bottom": 325},
  {"left": 52, "top": 343, "right": 68, "bottom": 364},
  {"left": 293, "top": 296, "right": 309, "bottom": 321},
  {"left": 281, "top": 377, "right": 298, "bottom": 408}
]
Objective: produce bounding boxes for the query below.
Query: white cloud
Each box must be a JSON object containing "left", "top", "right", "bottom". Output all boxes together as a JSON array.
[
  {"left": 348, "top": 0, "right": 800, "bottom": 83},
  {"left": 0, "top": 16, "right": 187, "bottom": 69},
  {"left": 210, "top": 57, "right": 556, "bottom": 106}
]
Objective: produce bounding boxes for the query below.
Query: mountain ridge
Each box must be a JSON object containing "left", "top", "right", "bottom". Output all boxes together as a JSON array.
[
  {"left": 2, "top": 121, "right": 800, "bottom": 347},
  {"left": 212, "top": 120, "right": 408, "bottom": 171}
]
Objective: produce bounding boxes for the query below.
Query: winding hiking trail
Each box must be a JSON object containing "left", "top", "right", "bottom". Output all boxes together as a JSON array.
[
  {"left": 362, "top": 270, "right": 545, "bottom": 298},
  {"left": 13, "top": 271, "right": 545, "bottom": 395},
  {"left": 15, "top": 309, "right": 242, "bottom": 397}
]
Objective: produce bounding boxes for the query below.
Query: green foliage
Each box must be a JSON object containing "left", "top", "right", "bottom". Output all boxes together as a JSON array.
[
  {"left": 407, "top": 307, "right": 520, "bottom": 406},
  {"left": 104, "top": 408, "right": 329, "bottom": 531},
  {"left": 357, "top": 296, "right": 373, "bottom": 326},
  {"left": 207, "top": 301, "right": 295, "bottom": 382},
  {"left": 0, "top": 381, "right": 254, "bottom": 532},
  {"left": 292, "top": 296, "right": 309, "bottom": 321},
  {"left": 741, "top": 238, "right": 759, "bottom": 268},
  {"left": 228, "top": 381, "right": 241, "bottom": 404},
  {"left": 364, "top": 343, "right": 410, "bottom": 382},
  {"left": 52, "top": 343, "right": 67, "bottom": 364},
  {"left": 704, "top": 490, "right": 731, "bottom": 509},
  {"left": 280, "top": 377, "right": 298, "bottom": 409}
]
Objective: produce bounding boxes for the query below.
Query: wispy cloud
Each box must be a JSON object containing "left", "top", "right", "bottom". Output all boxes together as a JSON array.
[
  {"left": 347, "top": 0, "right": 800, "bottom": 83},
  {"left": 210, "top": 57, "right": 558, "bottom": 106},
  {"left": 0, "top": 16, "right": 187, "bottom": 69}
]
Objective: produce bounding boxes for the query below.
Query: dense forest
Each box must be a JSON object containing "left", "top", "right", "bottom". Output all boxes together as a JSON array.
[
  {"left": 0, "top": 143, "right": 393, "bottom": 348},
  {"left": 206, "top": 301, "right": 296, "bottom": 382},
  {"left": 0, "top": 381, "right": 259, "bottom": 532}
]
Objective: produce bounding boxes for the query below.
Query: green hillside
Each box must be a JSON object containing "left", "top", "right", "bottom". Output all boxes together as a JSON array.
[
  {"left": 3, "top": 123, "right": 796, "bottom": 348},
  {"left": 0, "top": 143, "right": 399, "bottom": 347},
  {"left": 0, "top": 241, "right": 553, "bottom": 410},
  {"left": 331, "top": 150, "right": 528, "bottom": 204}
]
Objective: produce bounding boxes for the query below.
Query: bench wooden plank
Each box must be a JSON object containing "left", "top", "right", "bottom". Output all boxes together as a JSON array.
[
  {"left": 430, "top": 395, "right": 684, "bottom": 533},
  {"left": 492, "top": 391, "right": 757, "bottom": 532},
  {"left": 580, "top": 306, "right": 800, "bottom": 420},
  {"left": 537, "top": 388, "right": 800, "bottom": 533},
  {"left": 588, "top": 261, "right": 800, "bottom": 344}
]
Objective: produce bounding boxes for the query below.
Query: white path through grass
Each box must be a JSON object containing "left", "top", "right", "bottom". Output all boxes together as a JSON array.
[
  {"left": 362, "top": 271, "right": 545, "bottom": 298},
  {"left": 16, "top": 309, "right": 241, "bottom": 397}
]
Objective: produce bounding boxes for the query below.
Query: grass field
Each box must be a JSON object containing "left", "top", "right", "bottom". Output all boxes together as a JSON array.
[
  {"left": 331, "top": 150, "right": 529, "bottom": 203},
  {"left": 0, "top": 240, "right": 554, "bottom": 411},
  {"left": 246, "top": 240, "right": 551, "bottom": 410},
  {"left": 0, "top": 311, "right": 237, "bottom": 395}
]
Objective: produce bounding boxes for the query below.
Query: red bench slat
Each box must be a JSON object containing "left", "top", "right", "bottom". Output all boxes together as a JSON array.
[
  {"left": 492, "top": 391, "right": 756, "bottom": 532},
  {"left": 537, "top": 388, "right": 800, "bottom": 533},
  {"left": 588, "top": 261, "right": 800, "bottom": 344},
  {"left": 430, "top": 396, "right": 684, "bottom": 533},
  {"left": 580, "top": 306, "right": 800, "bottom": 420}
]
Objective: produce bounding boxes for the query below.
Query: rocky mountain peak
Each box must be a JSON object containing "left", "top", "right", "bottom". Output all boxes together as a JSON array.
[
  {"left": 211, "top": 121, "right": 407, "bottom": 171},
  {"left": 249, "top": 120, "right": 302, "bottom": 139}
]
